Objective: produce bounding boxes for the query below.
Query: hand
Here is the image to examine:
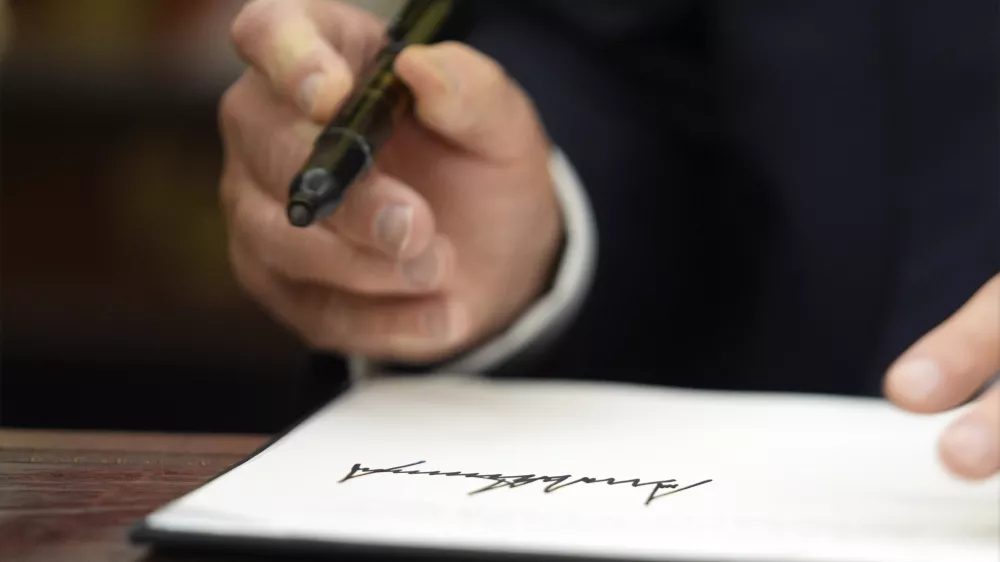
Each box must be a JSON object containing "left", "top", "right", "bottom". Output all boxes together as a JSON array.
[
  {"left": 885, "top": 274, "right": 1000, "bottom": 480},
  {"left": 220, "top": 0, "right": 562, "bottom": 364}
]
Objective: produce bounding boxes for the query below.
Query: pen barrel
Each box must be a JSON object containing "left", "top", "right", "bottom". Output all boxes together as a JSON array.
[
  {"left": 286, "top": 0, "right": 456, "bottom": 227},
  {"left": 287, "top": 45, "right": 410, "bottom": 225},
  {"left": 295, "top": 0, "right": 456, "bottom": 175},
  {"left": 304, "top": 42, "right": 409, "bottom": 173}
]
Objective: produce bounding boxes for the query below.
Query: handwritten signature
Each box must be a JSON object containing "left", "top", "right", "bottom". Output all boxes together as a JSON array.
[{"left": 339, "top": 461, "right": 712, "bottom": 506}]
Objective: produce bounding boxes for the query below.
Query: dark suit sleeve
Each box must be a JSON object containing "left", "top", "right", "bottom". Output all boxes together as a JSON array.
[{"left": 429, "top": 2, "right": 708, "bottom": 379}]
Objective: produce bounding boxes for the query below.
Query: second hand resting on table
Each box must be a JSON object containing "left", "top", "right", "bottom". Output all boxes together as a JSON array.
[{"left": 218, "top": 0, "right": 999, "bottom": 482}]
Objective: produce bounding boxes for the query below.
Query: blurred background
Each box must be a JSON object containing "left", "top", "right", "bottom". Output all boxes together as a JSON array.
[{"left": 0, "top": 0, "right": 405, "bottom": 434}]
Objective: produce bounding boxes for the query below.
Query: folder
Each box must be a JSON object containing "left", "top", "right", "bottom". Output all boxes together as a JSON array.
[{"left": 131, "top": 375, "right": 999, "bottom": 562}]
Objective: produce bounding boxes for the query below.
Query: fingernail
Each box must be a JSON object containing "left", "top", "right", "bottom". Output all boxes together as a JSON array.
[
  {"left": 942, "top": 421, "right": 999, "bottom": 475},
  {"left": 402, "top": 247, "right": 440, "bottom": 289},
  {"left": 374, "top": 205, "right": 413, "bottom": 255},
  {"left": 890, "top": 358, "right": 942, "bottom": 404},
  {"left": 297, "top": 72, "right": 325, "bottom": 115}
]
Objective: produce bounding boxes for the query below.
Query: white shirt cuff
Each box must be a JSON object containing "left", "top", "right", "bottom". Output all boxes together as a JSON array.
[{"left": 350, "top": 148, "right": 598, "bottom": 381}]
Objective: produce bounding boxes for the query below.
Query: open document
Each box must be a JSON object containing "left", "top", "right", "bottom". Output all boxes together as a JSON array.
[{"left": 133, "top": 375, "right": 999, "bottom": 562}]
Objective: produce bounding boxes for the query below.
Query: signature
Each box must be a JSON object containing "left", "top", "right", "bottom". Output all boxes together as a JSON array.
[{"left": 339, "top": 461, "right": 712, "bottom": 507}]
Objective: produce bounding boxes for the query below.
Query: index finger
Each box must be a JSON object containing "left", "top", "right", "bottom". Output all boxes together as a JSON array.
[
  {"left": 230, "top": 0, "right": 386, "bottom": 121},
  {"left": 221, "top": 70, "right": 438, "bottom": 260}
]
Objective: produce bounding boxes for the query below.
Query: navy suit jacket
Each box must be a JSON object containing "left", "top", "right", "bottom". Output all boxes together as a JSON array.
[{"left": 310, "top": 0, "right": 999, "bottom": 401}]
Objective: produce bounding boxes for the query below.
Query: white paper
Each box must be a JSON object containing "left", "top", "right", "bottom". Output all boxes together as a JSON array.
[{"left": 145, "top": 375, "right": 999, "bottom": 562}]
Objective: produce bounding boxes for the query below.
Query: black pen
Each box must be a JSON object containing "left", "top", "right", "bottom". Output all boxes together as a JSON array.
[{"left": 286, "top": 0, "right": 456, "bottom": 228}]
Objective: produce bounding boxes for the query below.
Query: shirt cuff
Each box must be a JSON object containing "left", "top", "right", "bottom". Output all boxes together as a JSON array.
[{"left": 350, "top": 148, "right": 598, "bottom": 381}]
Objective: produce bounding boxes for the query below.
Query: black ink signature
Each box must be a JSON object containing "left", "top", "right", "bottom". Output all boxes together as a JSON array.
[{"left": 339, "top": 461, "right": 712, "bottom": 506}]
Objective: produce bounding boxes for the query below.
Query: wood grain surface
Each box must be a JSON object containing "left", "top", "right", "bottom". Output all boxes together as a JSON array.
[{"left": 0, "top": 429, "right": 267, "bottom": 562}]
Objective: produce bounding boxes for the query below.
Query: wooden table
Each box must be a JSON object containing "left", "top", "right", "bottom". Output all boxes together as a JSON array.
[{"left": 0, "top": 429, "right": 268, "bottom": 562}]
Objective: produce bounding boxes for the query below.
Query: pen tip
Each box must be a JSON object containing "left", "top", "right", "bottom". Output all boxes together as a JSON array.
[{"left": 287, "top": 204, "right": 313, "bottom": 228}]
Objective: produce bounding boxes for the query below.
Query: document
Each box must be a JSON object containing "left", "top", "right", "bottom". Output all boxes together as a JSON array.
[{"left": 134, "top": 375, "right": 999, "bottom": 562}]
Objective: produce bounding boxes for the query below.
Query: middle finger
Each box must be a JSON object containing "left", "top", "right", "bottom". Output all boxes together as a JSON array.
[{"left": 230, "top": 176, "right": 453, "bottom": 295}]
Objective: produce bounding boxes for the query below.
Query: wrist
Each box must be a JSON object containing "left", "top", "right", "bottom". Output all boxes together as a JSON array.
[
  {"left": 375, "top": 231, "right": 566, "bottom": 376},
  {"left": 468, "top": 204, "right": 566, "bottom": 360}
]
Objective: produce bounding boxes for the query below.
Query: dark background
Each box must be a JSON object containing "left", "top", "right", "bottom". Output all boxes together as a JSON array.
[{"left": 0, "top": 0, "right": 401, "bottom": 434}]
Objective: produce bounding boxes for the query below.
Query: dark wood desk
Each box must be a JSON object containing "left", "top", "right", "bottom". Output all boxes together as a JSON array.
[{"left": 0, "top": 429, "right": 268, "bottom": 562}]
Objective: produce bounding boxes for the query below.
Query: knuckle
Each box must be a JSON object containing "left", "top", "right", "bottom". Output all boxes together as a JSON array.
[
  {"left": 218, "top": 167, "right": 240, "bottom": 219},
  {"left": 224, "top": 91, "right": 313, "bottom": 192},
  {"left": 230, "top": 0, "right": 278, "bottom": 52},
  {"left": 227, "top": 241, "right": 271, "bottom": 311},
  {"left": 233, "top": 0, "right": 335, "bottom": 94},
  {"left": 217, "top": 79, "right": 246, "bottom": 140},
  {"left": 221, "top": 176, "right": 254, "bottom": 235},
  {"left": 227, "top": 186, "right": 254, "bottom": 237},
  {"left": 228, "top": 190, "right": 280, "bottom": 274}
]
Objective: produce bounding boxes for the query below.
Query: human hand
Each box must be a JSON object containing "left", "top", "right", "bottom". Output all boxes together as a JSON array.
[
  {"left": 885, "top": 274, "right": 1000, "bottom": 480},
  {"left": 220, "top": 0, "right": 562, "bottom": 364}
]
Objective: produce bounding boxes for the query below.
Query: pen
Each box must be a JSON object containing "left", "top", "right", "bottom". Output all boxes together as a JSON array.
[{"left": 286, "top": 0, "right": 456, "bottom": 228}]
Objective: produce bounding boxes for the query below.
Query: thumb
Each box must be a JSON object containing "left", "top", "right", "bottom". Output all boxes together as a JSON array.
[{"left": 395, "top": 42, "right": 545, "bottom": 162}]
